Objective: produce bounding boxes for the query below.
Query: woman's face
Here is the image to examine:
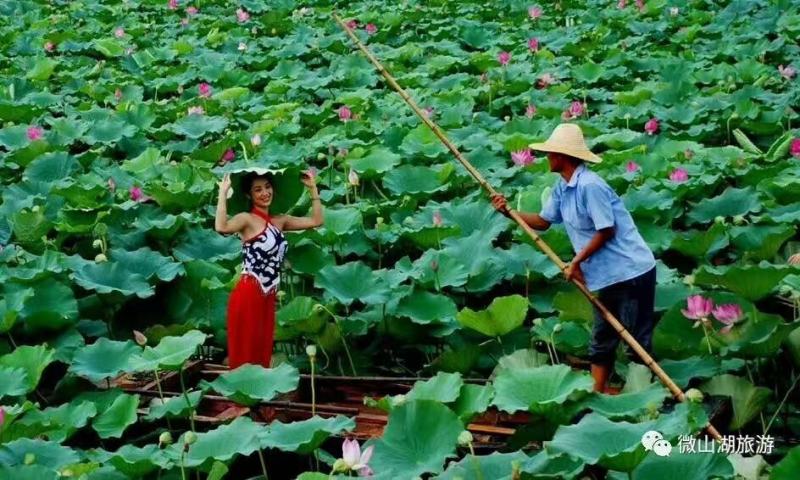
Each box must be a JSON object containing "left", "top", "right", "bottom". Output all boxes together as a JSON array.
[{"left": 249, "top": 178, "right": 273, "bottom": 208}]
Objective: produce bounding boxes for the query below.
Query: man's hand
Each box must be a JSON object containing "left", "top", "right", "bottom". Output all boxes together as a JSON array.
[
  {"left": 491, "top": 193, "right": 511, "bottom": 217},
  {"left": 789, "top": 253, "right": 800, "bottom": 266},
  {"left": 564, "top": 261, "right": 586, "bottom": 284}
]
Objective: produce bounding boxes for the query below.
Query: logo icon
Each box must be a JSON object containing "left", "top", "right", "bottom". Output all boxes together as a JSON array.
[{"left": 641, "top": 430, "right": 672, "bottom": 457}]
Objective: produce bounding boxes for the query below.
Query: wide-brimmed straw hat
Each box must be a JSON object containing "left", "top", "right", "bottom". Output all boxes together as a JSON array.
[
  {"left": 213, "top": 160, "right": 304, "bottom": 215},
  {"left": 528, "top": 123, "right": 602, "bottom": 164}
]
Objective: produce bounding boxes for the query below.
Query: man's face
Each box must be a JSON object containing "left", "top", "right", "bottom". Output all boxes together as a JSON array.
[{"left": 547, "top": 152, "right": 562, "bottom": 172}]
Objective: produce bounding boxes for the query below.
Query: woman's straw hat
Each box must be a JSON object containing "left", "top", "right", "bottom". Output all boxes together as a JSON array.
[{"left": 528, "top": 123, "right": 602, "bottom": 164}]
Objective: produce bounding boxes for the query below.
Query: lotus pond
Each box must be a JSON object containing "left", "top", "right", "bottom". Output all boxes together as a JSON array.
[{"left": 2, "top": 0, "right": 800, "bottom": 478}]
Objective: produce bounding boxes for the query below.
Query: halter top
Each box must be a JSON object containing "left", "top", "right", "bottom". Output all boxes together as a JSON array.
[{"left": 241, "top": 208, "right": 288, "bottom": 296}]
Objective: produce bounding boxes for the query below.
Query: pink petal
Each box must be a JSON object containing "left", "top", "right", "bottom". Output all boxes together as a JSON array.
[
  {"left": 342, "top": 438, "right": 360, "bottom": 465},
  {"left": 359, "top": 445, "right": 374, "bottom": 465}
]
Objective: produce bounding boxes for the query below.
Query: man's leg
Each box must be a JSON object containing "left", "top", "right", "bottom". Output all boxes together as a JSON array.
[
  {"left": 589, "top": 284, "right": 625, "bottom": 393},
  {"left": 625, "top": 267, "right": 658, "bottom": 365}
]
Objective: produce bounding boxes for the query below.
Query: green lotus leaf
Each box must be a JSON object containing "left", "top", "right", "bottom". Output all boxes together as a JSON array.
[
  {"left": 0, "top": 465, "right": 59, "bottom": 480},
  {"left": 144, "top": 391, "right": 202, "bottom": 421},
  {"left": 315, "top": 261, "right": 392, "bottom": 305},
  {"left": 319, "top": 207, "right": 362, "bottom": 237},
  {"left": 520, "top": 451, "right": 585, "bottom": 479},
  {"left": 284, "top": 240, "right": 335, "bottom": 275},
  {"left": 457, "top": 294, "right": 528, "bottom": 337},
  {"left": 492, "top": 364, "right": 593, "bottom": 415},
  {"left": 170, "top": 115, "right": 229, "bottom": 139},
  {"left": 19, "top": 277, "right": 79, "bottom": 333},
  {"left": 451, "top": 384, "right": 494, "bottom": 423},
  {"left": 10, "top": 208, "right": 52, "bottom": 253},
  {"left": 70, "top": 261, "right": 154, "bottom": 298},
  {"left": 368, "top": 400, "right": 463, "bottom": 478},
  {"left": 92, "top": 392, "right": 139, "bottom": 439},
  {"left": 8, "top": 400, "right": 97, "bottom": 443},
  {"left": 659, "top": 356, "right": 745, "bottom": 388},
  {"left": 132, "top": 330, "right": 206, "bottom": 371},
  {"left": 258, "top": 415, "right": 355, "bottom": 454},
  {"left": 383, "top": 165, "right": 446, "bottom": 195},
  {"left": 552, "top": 289, "right": 594, "bottom": 323},
  {"left": 277, "top": 296, "right": 327, "bottom": 333},
  {"left": 46, "top": 117, "right": 87, "bottom": 146},
  {"left": 179, "top": 416, "right": 267, "bottom": 467},
  {"left": 0, "top": 344, "right": 54, "bottom": 392},
  {"left": 730, "top": 225, "right": 795, "bottom": 261},
  {"left": 631, "top": 448, "right": 733, "bottom": 480},
  {"left": 490, "top": 349, "right": 551, "bottom": 379},
  {"left": 394, "top": 290, "right": 457, "bottom": 325},
  {"left": 0, "top": 438, "right": 79, "bottom": 471},
  {"left": 686, "top": 187, "right": 762, "bottom": 225},
  {"left": 0, "top": 282, "right": 34, "bottom": 333},
  {"left": 400, "top": 124, "right": 448, "bottom": 158},
  {"left": 407, "top": 372, "right": 464, "bottom": 403},
  {"left": 24, "top": 151, "right": 78, "bottom": 184},
  {"left": 94, "top": 38, "right": 124, "bottom": 57},
  {"left": 693, "top": 262, "right": 792, "bottom": 301},
  {"left": 213, "top": 86, "right": 250, "bottom": 102},
  {"left": 349, "top": 147, "right": 402, "bottom": 175},
  {"left": 0, "top": 366, "right": 29, "bottom": 399},
  {"left": 0, "top": 125, "right": 32, "bottom": 150},
  {"left": 669, "top": 223, "right": 729, "bottom": 260},
  {"left": 718, "top": 312, "right": 794, "bottom": 358},
  {"left": 69, "top": 338, "right": 140, "bottom": 383},
  {"left": 700, "top": 374, "right": 771, "bottom": 430},
  {"left": 173, "top": 227, "right": 241, "bottom": 262},
  {"left": 435, "top": 451, "right": 530, "bottom": 480},
  {"left": 200, "top": 363, "right": 299, "bottom": 406},
  {"left": 82, "top": 116, "right": 137, "bottom": 144},
  {"left": 108, "top": 247, "right": 185, "bottom": 282},
  {"left": 770, "top": 446, "right": 800, "bottom": 480},
  {"left": 89, "top": 444, "right": 172, "bottom": 477},
  {"left": 579, "top": 385, "right": 670, "bottom": 421}
]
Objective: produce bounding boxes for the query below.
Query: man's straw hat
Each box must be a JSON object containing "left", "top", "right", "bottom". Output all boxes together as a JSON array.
[{"left": 528, "top": 123, "right": 602, "bottom": 164}]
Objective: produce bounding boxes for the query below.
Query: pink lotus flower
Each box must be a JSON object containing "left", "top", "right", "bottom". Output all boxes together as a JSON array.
[
  {"left": 338, "top": 105, "right": 352, "bottom": 122},
  {"left": 0, "top": 406, "right": 5, "bottom": 427},
  {"left": 186, "top": 6, "right": 198, "bottom": 15},
  {"left": 626, "top": 161, "right": 639, "bottom": 173},
  {"left": 27, "top": 126, "right": 43, "bottom": 141},
  {"left": 670, "top": 167, "right": 689, "bottom": 183},
  {"left": 339, "top": 438, "right": 373, "bottom": 476},
  {"left": 168, "top": 0, "right": 178, "bottom": 9},
  {"left": 187, "top": 106, "right": 205, "bottom": 115},
  {"left": 423, "top": 107, "right": 435, "bottom": 119},
  {"left": 528, "top": 6, "right": 542, "bottom": 19},
  {"left": 525, "top": 104, "right": 536, "bottom": 118},
  {"left": 114, "top": 27, "right": 125, "bottom": 38},
  {"left": 790, "top": 138, "right": 800, "bottom": 158},
  {"left": 779, "top": 65, "right": 796, "bottom": 80},
  {"left": 528, "top": 37, "right": 539, "bottom": 52},
  {"left": 365, "top": 23, "right": 377, "bottom": 35},
  {"left": 498, "top": 51, "right": 511, "bottom": 66},
  {"left": 44, "top": 41, "right": 55, "bottom": 52},
  {"left": 682, "top": 295, "right": 713, "bottom": 320},
  {"left": 345, "top": 19, "right": 357, "bottom": 30},
  {"left": 511, "top": 149, "right": 535, "bottom": 167},
  {"left": 130, "top": 186, "right": 148, "bottom": 202},
  {"left": 115, "top": 88, "right": 123, "bottom": 101},
  {"left": 198, "top": 82, "right": 212, "bottom": 98},
  {"left": 236, "top": 8, "right": 249, "bottom": 22},
  {"left": 305, "top": 166, "right": 317, "bottom": 180},
  {"left": 617, "top": 0, "right": 626, "bottom": 8},
  {"left": 221, "top": 149, "right": 235, "bottom": 163},
  {"left": 348, "top": 169, "right": 360, "bottom": 186},
  {"left": 645, "top": 118, "right": 659, "bottom": 135},
  {"left": 635, "top": 0, "right": 645, "bottom": 11},
  {"left": 712, "top": 304, "right": 743, "bottom": 334},
  {"left": 566, "top": 101, "right": 584, "bottom": 119},
  {"left": 251, "top": 134, "right": 262, "bottom": 146},
  {"left": 108, "top": 178, "right": 117, "bottom": 193},
  {"left": 432, "top": 210, "right": 443, "bottom": 227},
  {"left": 537, "top": 73, "right": 555, "bottom": 89}
]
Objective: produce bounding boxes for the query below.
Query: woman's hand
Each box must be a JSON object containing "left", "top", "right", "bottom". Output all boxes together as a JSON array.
[
  {"left": 491, "top": 193, "right": 511, "bottom": 217},
  {"left": 217, "top": 173, "right": 232, "bottom": 195}
]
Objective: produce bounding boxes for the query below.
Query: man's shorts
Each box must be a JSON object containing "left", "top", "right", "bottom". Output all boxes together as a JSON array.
[{"left": 588, "top": 266, "right": 657, "bottom": 367}]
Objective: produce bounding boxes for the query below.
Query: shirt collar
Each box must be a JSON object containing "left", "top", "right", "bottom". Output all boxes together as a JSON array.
[{"left": 565, "top": 163, "right": 586, "bottom": 189}]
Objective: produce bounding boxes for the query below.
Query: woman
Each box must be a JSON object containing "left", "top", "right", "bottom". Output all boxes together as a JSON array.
[
  {"left": 491, "top": 123, "right": 656, "bottom": 394},
  {"left": 215, "top": 170, "right": 323, "bottom": 369}
]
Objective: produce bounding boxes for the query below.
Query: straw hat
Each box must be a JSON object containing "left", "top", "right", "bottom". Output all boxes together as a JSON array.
[
  {"left": 528, "top": 123, "right": 602, "bottom": 164},
  {"left": 213, "top": 161, "right": 304, "bottom": 215}
]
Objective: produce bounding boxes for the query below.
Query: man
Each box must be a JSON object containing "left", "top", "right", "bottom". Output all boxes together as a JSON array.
[{"left": 491, "top": 123, "right": 656, "bottom": 394}]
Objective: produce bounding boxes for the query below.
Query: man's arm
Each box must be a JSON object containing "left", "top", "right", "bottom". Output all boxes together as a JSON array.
[
  {"left": 512, "top": 211, "right": 552, "bottom": 231},
  {"left": 573, "top": 227, "right": 616, "bottom": 264}
]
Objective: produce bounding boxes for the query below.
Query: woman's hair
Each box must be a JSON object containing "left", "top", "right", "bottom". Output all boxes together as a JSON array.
[{"left": 241, "top": 172, "right": 275, "bottom": 200}]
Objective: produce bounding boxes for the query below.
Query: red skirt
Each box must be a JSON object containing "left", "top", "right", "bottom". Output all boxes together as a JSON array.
[{"left": 226, "top": 274, "right": 276, "bottom": 369}]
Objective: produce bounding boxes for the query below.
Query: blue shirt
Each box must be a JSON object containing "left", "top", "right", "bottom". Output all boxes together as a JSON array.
[{"left": 539, "top": 163, "right": 655, "bottom": 291}]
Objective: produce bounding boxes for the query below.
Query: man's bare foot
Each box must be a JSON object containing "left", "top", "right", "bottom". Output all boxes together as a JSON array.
[{"left": 604, "top": 386, "right": 621, "bottom": 395}]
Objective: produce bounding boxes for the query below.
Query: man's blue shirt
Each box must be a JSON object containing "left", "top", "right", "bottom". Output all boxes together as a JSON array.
[{"left": 539, "top": 163, "right": 656, "bottom": 291}]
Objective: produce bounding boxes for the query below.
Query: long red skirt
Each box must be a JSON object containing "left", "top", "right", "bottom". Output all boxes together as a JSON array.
[{"left": 226, "top": 274, "right": 276, "bottom": 369}]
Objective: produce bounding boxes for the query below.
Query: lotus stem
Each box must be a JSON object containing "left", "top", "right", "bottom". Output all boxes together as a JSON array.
[
  {"left": 310, "top": 355, "right": 317, "bottom": 416},
  {"left": 549, "top": 333, "right": 560, "bottom": 364},
  {"left": 700, "top": 321, "right": 713, "bottom": 355},
  {"left": 179, "top": 451, "right": 186, "bottom": 480},
  {"left": 257, "top": 449, "right": 269, "bottom": 480},
  {"left": 763, "top": 369, "right": 799, "bottom": 435},
  {"left": 178, "top": 368, "right": 196, "bottom": 432},
  {"left": 468, "top": 442, "right": 484, "bottom": 480},
  {"left": 239, "top": 141, "right": 249, "bottom": 162},
  {"left": 153, "top": 368, "right": 173, "bottom": 430}
]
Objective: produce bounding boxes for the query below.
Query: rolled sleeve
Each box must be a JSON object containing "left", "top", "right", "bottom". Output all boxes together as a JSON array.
[
  {"left": 584, "top": 183, "right": 615, "bottom": 230},
  {"left": 539, "top": 186, "right": 562, "bottom": 224}
]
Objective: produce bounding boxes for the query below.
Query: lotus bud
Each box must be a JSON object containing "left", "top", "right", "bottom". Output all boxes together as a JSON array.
[
  {"left": 184, "top": 431, "right": 197, "bottom": 446},
  {"left": 778, "top": 285, "right": 792, "bottom": 295},
  {"left": 683, "top": 274, "right": 695, "bottom": 286},
  {"left": 95, "top": 253, "right": 108, "bottom": 263},
  {"left": 332, "top": 459, "right": 348, "bottom": 473},
  {"left": 306, "top": 344, "right": 317, "bottom": 358},
  {"left": 393, "top": 393, "right": 407, "bottom": 406},
  {"left": 271, "top": 27, "right": 277, "bottom": 35},
  {"left": 624, "top": 113, "right": 631, "bottom": 120},
  {"left": 133, "top": 330, "right": 147, "bottom": 346},
  {"left": 276, "top": 290, "right": 286, "bottom": 301},
  {"left": 60, "top": 468, "right": 74, "bottom": 477},
  {"left": 533, "top": 318, "right": 543, "bottom": 327},
  {"left": 159, "top": 431, "right": 174, "bottom": 446},
  {"left": 375, "top": 216, "right": 384, "bottom": 225},
  {"left": 733, "top": 214, "right": 745, "bottom": 225},
  {"left": 714, "top": 216, "right": 726, "bottom": 225},
  {"left": 92, "top": 239, "right": 102, "bottom": 249},
  {"left": 685, "top": 388, "right": 704, "bottom": 403},
  {"left": 313, "top": 304, "right": 325, "bottom": 314},
  {"left": 503, "top": 115, "right": 510, "bottom": 121},
  {"left": 24, "top": 453, "right": 35, "bottom": 465},
  {"left": 31, "top": 205, "right": 40, "bottom": 213},
  {"left": 552, "top": 323, "right": 563, "bottom": 333},
  {"left": 457, "top": 430, "right": 474, "bottom": 447},
  {"left": 316, "top": 152, "right": 326, "bottom": 160}
]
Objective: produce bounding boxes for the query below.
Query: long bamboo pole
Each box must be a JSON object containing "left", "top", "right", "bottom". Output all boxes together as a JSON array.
[{"left": 332, "top": 13, "right": 722, "bottom": 442}]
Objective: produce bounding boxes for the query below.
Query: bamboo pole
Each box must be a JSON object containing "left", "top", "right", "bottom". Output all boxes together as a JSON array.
[{"left": 332, "top": 12, "right": 723, "bottom": 442}]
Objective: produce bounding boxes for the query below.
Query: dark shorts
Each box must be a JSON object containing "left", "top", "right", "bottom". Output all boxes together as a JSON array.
[{"left": 588, "top": 266, "right": 657, "bottom": 367}]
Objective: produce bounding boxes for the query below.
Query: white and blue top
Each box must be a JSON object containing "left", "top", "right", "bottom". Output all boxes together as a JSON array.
[
  {"left": 539, "top": 163, "right": 656, "bottom": 291},
  {"left": 241, "top": 208, "right": 288, "bottom": 296}
]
